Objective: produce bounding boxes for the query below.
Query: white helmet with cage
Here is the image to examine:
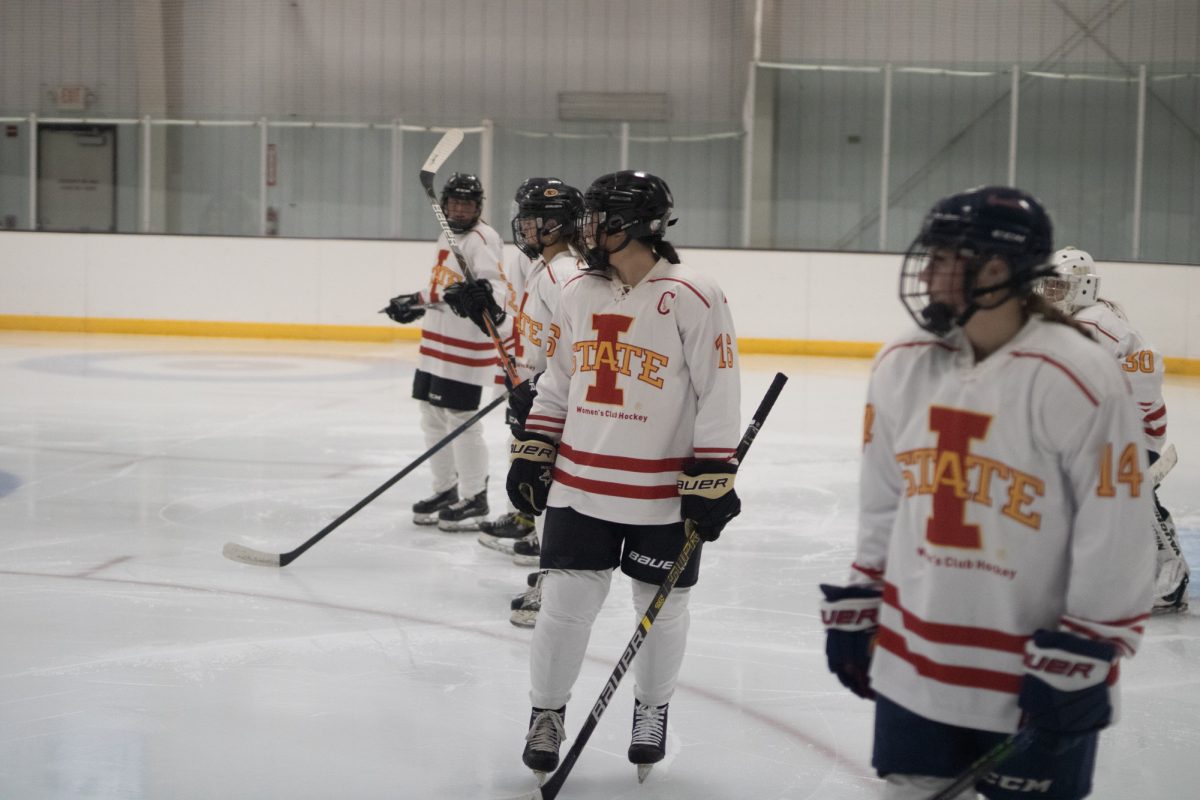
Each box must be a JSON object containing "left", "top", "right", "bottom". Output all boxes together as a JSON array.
[{"left": 1038, "top": 247, "right": 1100, "bottom": 313}]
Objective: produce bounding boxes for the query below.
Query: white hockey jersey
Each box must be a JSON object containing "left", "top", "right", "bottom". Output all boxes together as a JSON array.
[
  {"left": 850, "top": 317, "right": 1154, "bottom": 733},
  {"left": 414, "top": 223, "right": 506, "bottom": 388},
  {"left": 527, "top": 259, "right": 741, "bottom": 526},
  {"left": 1073, "top": 301, "right": 1168, "bottom": 452},
  {"left": 510, "top": 250, "right": 583, "bottom": 382}
]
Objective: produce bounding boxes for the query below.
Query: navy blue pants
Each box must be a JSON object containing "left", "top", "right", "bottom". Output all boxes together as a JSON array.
[{"left": 873, "top": 694, "right": 1099, "bottom": 799}]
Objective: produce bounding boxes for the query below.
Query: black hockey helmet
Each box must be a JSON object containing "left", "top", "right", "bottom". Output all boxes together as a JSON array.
[
  {"left": 577, "top": 170, "right": 675, "bottom": 269},
  {"left": 900, "top": 185, "right": 1054, "bottom": 334},
  {"left": 440, "top": 172, "right": 484, "bottom": 233},
  {"left": 512, "top": 179, "right": 584, "bottom": 259}
]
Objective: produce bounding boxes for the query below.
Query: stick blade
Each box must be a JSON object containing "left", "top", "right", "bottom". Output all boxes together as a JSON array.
[
  {"left": 222, "top": 542, "right": 283, "bottom": 568},
  {"left": 419, "top": 128, "right": 465, "bottom": 188}
]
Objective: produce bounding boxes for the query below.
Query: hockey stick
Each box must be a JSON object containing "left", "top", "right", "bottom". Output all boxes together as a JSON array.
[
  {"left": 1148, "top": 442, "right": 1177, "bottom": 487},
  {"left": 926, "top": 728, "right": 1037, "bottom": 800},
  {"left": 418, "top": 128, "right": 521, "bottom": 386},
  {"left": 517, "top": 372, "right": 789, "bottom": 800},
  {"left": 222, "top": 391, "right": 507, "bottom": 568}
]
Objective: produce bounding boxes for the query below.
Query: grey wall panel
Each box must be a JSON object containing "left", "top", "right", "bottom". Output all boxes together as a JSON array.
[
  {"left": 764, "top": 0, "right": 1200, "bottom": 69},
  {"left": 146, "top": 0, "right": 748, "bottom": 124}
]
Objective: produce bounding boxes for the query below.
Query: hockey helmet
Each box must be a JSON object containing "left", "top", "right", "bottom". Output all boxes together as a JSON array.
[
  {"left": 900, "top": 185, "right": 1054, "bottom": 334},
  {"left": 577, "top": 171, "right": 675, "bottom": 269},
  {"left": 440, "top": 172, "right": 484, "bottom": 233},
  {"left": 512, "top": 179, "right": 584, "bottom": 259},
  {"left": 1035, "top": 247, "right": 1100, "bottom": 314}
]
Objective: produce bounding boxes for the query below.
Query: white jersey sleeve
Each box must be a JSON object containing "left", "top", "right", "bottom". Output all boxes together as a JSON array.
[{"left": 1073, "top": 302, "right": 1167, "bottom": 451}]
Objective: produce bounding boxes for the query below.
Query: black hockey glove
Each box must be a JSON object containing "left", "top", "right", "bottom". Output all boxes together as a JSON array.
[
  {"left": 819, "top": 583, "right": 881, "bottom": 700},
  {"left": 505, "top": 373, "right": 539, "bottom": 435},
  {"left": 382, "top": 293, "right": 424, "bottom": 324},
  {"left": 507, "top": 431, "right": 556, "bottom": 516},
  {"left": 676, "top": 460, "right": 740, "bottom": 541},
  {"left": 1018, "top": 629, "right": 1116, "bottom": 740},
  {"left": 443, "top": 278, "right": 505, "bottom": 335}
]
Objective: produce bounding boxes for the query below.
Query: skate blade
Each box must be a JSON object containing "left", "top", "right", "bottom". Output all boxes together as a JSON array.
[
  {"left": 437, "top": 520, "right": 485, "bottom": 532},
  {"left": 512, "top": 554, "right": 541, "bottom": 567},
  {"left": 1151, "top": 602, "right": 1189, "bottom": 616},
  {"left": 412, "top": 515, "right": 440, "bottom": 525},
  {"left": 477, "top": 534, "right": 517, "bottom": 553},
  {"left": 509, "top": 610, "right": 537, "bottom": 628},
  {"left": 637, "top": 764, "right": 654, "bottom": 783},
  {"left": 532, "top": 770, "right": 548, "bottom": 786}
]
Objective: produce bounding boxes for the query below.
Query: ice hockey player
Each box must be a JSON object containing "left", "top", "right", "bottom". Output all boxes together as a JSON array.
[
  {"left": 381, "top": 173, "right": 505, "bottom": 532},
  {"left": 1037, "top": 246, "right": 1188, "bottom": 614},
  {"left": 506, "top": 170, "right": 742, "bottom": 784},
  {"left": 472, "top": 178, "right": 555, "bottom": 560},
  {"left": 446, "top": 176, "right": 586, "bottom": 628},
  {"left": 820, "top": 187, "right": 1153, "bottom": 799}
]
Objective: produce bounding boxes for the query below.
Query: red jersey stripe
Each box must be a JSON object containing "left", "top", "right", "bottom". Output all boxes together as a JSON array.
[
  {"left": 852, "top": 562, "right": 884, "bottom": 581},
  {"left": 647, "top": 277, "right": 711, "bottom": 307},
  {"left": 876, "top": 627, "right": 1022, "bottom": 694},
  {"left": 418, "top": 346, "right": 500, "bottom": 368},
  {"left": 1143, "top": 405, "right": 1167, "bottom": 422},
  {"left": 421, "top": 330, "right": 497, "bottom": 351},
  {"left": 552, "top": 468, "right": 679, "bottom": 500},
  {"left": 884, "top": 583, "right": 1027, "bottom": 654},
  {"left": 526, "top": 413, "right": 565, "bottom": 425},
  {"left": 1009, "top": 351, "right": 1099, "bottom": 406},
  {"left": 1076, "top": 320, "right": 1120, "bottom": 343},
  {"left": 558, "top": 442, "right": 687, "bottom": 473},
  {"left": 877, "top": 340, "right": 958, "bottom": 366}
]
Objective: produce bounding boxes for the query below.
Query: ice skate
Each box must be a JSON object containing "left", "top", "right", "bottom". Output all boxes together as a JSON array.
[
  {"left": 1152, "top": 572, "right": 1189, "bottom": 615},
  {"left": 477, "top": 510, "right": 535, "bottom": 552},
  {"left": 437, "top": 489, "right": 488, "bottom": 532},
  {"left": 510, "top": 572, "right": 543, "bottom": 628},
  {"left": 511, "top": 534, "right": 541, "bottom": 566},
  {"left": 411, "top": 486, "right": 457, "bottom": 525},
  {"left": 628, "top": 701, "right": 668, "bottom": 783},
  {"left": 522, "top": 706, "right": 566, "bottom": 781}
]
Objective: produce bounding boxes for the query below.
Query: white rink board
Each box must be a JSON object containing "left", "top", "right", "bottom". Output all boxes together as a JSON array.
[{"left": 1, "top": 231, "right": 1197, "bottom": 357}]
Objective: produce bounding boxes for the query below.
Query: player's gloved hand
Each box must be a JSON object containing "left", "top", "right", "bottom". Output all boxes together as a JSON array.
[
  {"left": 507, "top": 431, "right": 556, "bottom": 516},
  {"left": 381, "top": 293, "right": 424, "bottom": 324},
  {"left": 819, "top": 583, "right": 881, "bottom": 700},
  {"left": 1018, "top": 629, "right": 1117, "bottom": 737},
  {"left": 676, "top": 460, "right": 740, "bottom": 541},
  {"left": 505, "top": 373, "right": 539, "bottom": 435},
  {"left": 443, "top": 278, "right": 505, "bottom": 334}
]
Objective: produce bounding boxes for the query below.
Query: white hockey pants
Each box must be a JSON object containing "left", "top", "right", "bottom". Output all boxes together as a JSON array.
[
  {"left": 418, "top": 401, "right": 488, "bottom": 497},
  {"left": 529, "top": 569, "right": 691, "bottom": 711}
]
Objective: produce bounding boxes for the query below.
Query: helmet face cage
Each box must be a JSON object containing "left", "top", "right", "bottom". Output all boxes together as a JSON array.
[
  {"left": 1034, "top": 248, "right": 1099, "bottom": 313},
  {"left": 440, "top": 173, "right": 484, "bottom": 233},
  {"left": 576, "top": 171, "right": 674, "bottom": 270},
  {"left": 512, "top": 180, "right": 581, "bottom": 260},
  {"left": 899, "top": 186, "right": 1053, "bottom": 335}
]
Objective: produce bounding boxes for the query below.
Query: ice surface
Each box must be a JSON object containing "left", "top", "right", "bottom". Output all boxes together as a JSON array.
[{"left": 1, "top": 332, "right": 1197, "bottom": 799}]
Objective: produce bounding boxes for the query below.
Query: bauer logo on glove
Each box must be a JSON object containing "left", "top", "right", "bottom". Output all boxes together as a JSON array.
[{"left": 676, "top": 460, "right": 740, "bottom": 542}]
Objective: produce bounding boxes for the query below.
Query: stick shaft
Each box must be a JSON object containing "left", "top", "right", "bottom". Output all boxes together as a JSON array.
[
  {"left": 926, "top": 729, "right": 1035, "bottom": 800},
  {"left": 226, "top": 392, "right": 506, "bottom": 568},
  {"left": 539, "top": 372, "right": 788, "bottom": 799}
]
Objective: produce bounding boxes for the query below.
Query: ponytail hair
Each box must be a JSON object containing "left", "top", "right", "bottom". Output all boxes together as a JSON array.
[
  {"left": 647, "top": 238, "right": 680, "bottom": 264},
  {"left": 1023, "top": 293, "right": 1093, "bottom": 340}
]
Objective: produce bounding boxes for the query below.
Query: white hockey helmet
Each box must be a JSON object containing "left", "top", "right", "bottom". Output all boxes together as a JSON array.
[{"left": 1036, "top": 247, "right": 1099, "bottom": 313}]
